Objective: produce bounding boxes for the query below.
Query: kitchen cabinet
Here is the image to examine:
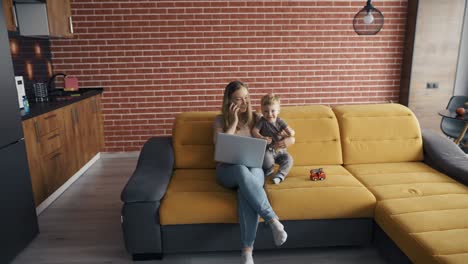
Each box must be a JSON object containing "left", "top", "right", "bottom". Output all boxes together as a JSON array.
[
  {"left": 22, "top": 109, "right": 64, "bottom": 206},
  {"left": 62, "top": 95, "right": 104, "bottom": 174},
  {"left": 85, "top": 96, "right": 104, "bottom": 160},
  {"left": 61, "top": 104, "right": 81, "bottom": 178},
  {"left": 2, "top": 0, "right": 17, "bottom": 31},
  {"left": 47, "top": 0, "right": 73, "bottom": 38},
  {"left": 22, "top": 94, "right": 103, "bottom": 206},
  {"left": 75, "top": 98, "right": 94, "bottom": 165},
  {"left": 15, "top": 0, "right": 73, "bottom": 38},
  {"left": 22, "top": 119, "right": 43, "bottom": 207}
]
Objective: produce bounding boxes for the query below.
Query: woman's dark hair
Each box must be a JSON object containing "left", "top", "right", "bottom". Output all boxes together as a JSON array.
[{"left": 221, "top": 80, "right": 253, "bottom": 130}]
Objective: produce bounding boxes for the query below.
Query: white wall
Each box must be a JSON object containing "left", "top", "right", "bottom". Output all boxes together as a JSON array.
[
  {"left": 408, "top": 0, "right": 466, "bottom": 132},
  {"left": 454, "top": 0, "right": 468, "bottom": 96}
]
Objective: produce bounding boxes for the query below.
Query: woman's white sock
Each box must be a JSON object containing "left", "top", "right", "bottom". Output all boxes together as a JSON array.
[
  {"left": 241, "top": 251, "right": 254, "bottom": 264},
  {"left": 269, "top": 219, "right": 288, "bottom": 246}
]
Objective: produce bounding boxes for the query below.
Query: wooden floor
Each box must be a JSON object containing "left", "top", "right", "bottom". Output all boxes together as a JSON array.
[{"left": 12, "top": 155, "right": 388, "bottom": 264}]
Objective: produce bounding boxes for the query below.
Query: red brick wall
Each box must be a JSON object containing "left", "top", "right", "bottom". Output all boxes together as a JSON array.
[{"left": 50, "top": 0, "right": 407, "bottom": 152}]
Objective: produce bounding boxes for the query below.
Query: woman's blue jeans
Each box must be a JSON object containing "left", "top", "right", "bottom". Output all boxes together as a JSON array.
[{"left": 216, "top": 163, "right": 278, "bottom": 248}]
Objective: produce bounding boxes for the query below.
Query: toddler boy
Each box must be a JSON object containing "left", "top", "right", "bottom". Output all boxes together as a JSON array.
[{"left": 252, "top": 93, "right": 294, "bottom": 184}]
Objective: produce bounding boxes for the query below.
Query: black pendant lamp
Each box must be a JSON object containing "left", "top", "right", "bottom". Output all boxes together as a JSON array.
[{"left": 353, "top": 0, "right": 384, "bottom": 35}]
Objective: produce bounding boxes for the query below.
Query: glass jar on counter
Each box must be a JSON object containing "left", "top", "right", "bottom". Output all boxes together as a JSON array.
[{"left": 33, "top": 82, "right": 48, "bottom": 102}]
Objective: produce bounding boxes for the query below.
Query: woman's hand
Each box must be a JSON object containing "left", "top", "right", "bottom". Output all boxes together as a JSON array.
[
  {"left": 229, "top": 103, "right": 240, "bottom": 125},
  {"left": 278, "top": 130, "right": 289, "bottom": 138},
  {"left": 274, "top": 136, "right": 295, "bottom": 149},
  {"left": 285, "top": 127, "right": 295, "bottom": 137},
  {"left": 278, "top": 127, "right": 295, "bottom": 138},
  {"left": 224, "top": 103, "right": 240, "bottom": 134}
]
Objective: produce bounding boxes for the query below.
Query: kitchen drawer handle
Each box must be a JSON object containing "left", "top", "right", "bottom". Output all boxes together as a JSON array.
[
  {"left": 12, "top": 5, "right": 18, "bottom": 27},
  {"left": 44, "top": 114, "right": 57, "bottom": 120},
  {"left": 92, "top": 98, "right": 98, "bottom": 113},
  {"left": 34, "top": 120, "right": 41, "bottom": 143},
  {"left": 74, "top": 108, "right": 79, "bottom": 124},
  {"left": 71, "top": 108, "right": 77, "bottom": 127},
  {"left": 50, "top": 152, "right": 62, "bottom": 160},
  {"left": 48, "top": 133, "right": 60, "bottom": 140},
  {"left": 69, "top": 16, "right": 74, "bottom": 34},
  {"left": 75, "top": 108, "right": 80, "bottom": 123}
]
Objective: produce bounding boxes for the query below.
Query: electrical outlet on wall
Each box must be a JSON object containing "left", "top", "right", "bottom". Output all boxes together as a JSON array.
[{"left": 426, "top": 82, "right": 439, "bottom": 89}]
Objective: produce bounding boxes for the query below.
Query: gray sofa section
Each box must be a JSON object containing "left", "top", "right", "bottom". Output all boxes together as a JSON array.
[
  {"left": 120, "top": 137, "right": 174, "bottom": 260},
  {"left": 422, "top": 130, "right": 468, "bottom": 185},
  {"left": 162, "top": 219, "right": 373, "bottom": 253}
]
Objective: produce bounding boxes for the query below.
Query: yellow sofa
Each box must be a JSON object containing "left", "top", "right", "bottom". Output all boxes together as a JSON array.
[{"left": 121, "top": 104, "right": 468, "bottom": 263}]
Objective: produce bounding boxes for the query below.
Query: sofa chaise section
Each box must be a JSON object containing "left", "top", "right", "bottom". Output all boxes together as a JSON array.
[{"left": 334, "top": 104, "right": 468, "bottom": 264}]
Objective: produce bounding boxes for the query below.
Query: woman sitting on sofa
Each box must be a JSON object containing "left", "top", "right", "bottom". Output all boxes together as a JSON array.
[{"left": 213, "top": 80, "right": 295, "bottom": 264}]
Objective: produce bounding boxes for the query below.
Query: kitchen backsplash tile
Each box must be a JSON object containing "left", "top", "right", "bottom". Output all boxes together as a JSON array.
[{"left": 8, "top": 32, "right": 53, "bottom": 99}]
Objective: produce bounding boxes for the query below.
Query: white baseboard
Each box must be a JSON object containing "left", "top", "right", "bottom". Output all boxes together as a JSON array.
[
  {"left": 100, "top": 152, "right": 139, "bottom": 158},
  {"left": 36, "top": 153, "right": 101, "bottom": 216}
]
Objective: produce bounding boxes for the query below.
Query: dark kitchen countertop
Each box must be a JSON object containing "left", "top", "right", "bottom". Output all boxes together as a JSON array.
[{"left": 21, "top": 88, "right": 103, "bottom": 121}]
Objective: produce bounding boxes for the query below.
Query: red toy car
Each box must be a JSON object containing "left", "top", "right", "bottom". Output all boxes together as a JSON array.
[{"left": 310, "top": 168, "right": 326, "bottom": 181}]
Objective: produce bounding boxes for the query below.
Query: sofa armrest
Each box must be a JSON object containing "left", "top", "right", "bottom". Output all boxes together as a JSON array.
[
  {"left": 121, "top": 136, "right": 174, "bottom": 203},
  {"left": 422, "top": 130, "right": 468, "bottom": 185}
]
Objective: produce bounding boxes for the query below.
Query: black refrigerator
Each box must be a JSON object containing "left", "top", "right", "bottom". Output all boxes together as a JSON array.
[{"left": 0, "top": 5, "right": 39, "bottom": 264}]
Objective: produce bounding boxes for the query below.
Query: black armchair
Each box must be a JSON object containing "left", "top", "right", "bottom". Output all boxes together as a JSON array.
[{"left": 440, "top": 95, "right": 468, "bottom": 146}]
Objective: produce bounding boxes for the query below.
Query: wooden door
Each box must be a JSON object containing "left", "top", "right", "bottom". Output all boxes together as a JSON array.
[
  {"left": 46, "top": 0, "right": 73, "bottom": 38},
  {"left": 2, "top": 0, "right": 17, "bottom": 31}
]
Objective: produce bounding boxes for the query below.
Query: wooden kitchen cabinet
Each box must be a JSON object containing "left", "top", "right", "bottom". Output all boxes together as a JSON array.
[
  {"left": 81, "top": 96, "right": 104, "bottom": 162},
  {"left": 23, "top": 95, "right": 103, "bottom": 206},
  {"left": 14, "top": 0, "right": 73, "bottom": 38},
  {"left": 76, "top": 99, "right": 94, "bottom": 165},
  {"left": 91, "top": 95, "right": 104, "bottom": 153},
  {"left": 62, "top": 96, "right": 103, "bottom": 172},
  {"left": 41, "top": 150, "right": 66, "bottom": 195},
  {"left": 46, "top": 0, "right": 73, "bottom": 38},
  {"left": 22, "top": 109, "right": 65, "bottom": 206},
  {"left": 62, "top": 100, "right": 88, "bottom": 175},
  {"left": 2, "top": 0, "right": 17, "bottom": 31},
  {"left": 22, "top": 118, "right": 46, "bottom": 206}
]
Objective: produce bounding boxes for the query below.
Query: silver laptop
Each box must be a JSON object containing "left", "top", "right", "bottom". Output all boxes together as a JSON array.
[{"left": 214, "top": 133, "right": 267, "bottom": 168}]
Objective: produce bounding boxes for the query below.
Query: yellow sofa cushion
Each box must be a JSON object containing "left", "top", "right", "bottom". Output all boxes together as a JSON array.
[
  {"left": 160, "top": 165, "right": 377, "bottom": 225},
  {"left": 345, "top": 162, "right": 468, "bottom": 264},
  {"left": 280, "top": 105, "right": 343, "bottom": 165},
  {"left": 265, "top": 165, "right": 376, "bottom": 220},
  {"left": 333, "top": 104, "right": 423, "bottom": 165},
  {"left": 173, "top": 112, "right": 218, "bottom": 169},
  {"left": 159, "top": 169, "right": 238, "bottom": 225},
  {"left": 345, "top": 162, "right": 468, "bottom": 201},
  {"left": 376, "top": 195, "right": 468, "bottom": 264}
]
